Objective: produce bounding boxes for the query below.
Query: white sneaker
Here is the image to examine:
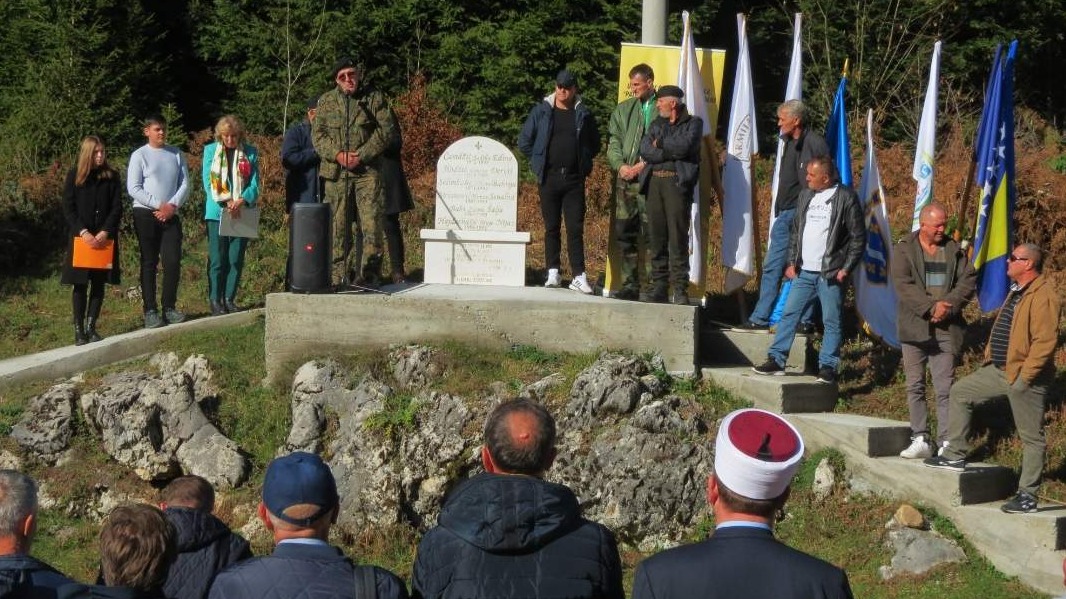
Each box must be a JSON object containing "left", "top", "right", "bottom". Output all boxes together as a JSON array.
[
  {"left": 937, "top": 441, "right": 949, "bottom": 457},
  {"left": 569, "top": 272, "right": 593, "bottom": 294},
  {"left": 545, "top": 269, "right": 561, "bottom": 288},
  {"left": 900, "top": 436, "right": 932, "bottom": 459}
]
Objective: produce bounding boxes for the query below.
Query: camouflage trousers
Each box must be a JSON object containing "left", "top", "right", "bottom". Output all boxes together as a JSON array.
[
  {"left": 323, "top": 170, "right": 384, "bottom": 286},
  {"left": 612, "top": 176, "right": 649, "bottom": 292}
]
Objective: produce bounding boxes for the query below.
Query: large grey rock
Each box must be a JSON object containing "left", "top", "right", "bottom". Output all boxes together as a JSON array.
[
  {"left": 281, "top": 352, "right": 714, "bottom": 550},
  {"left": 879, "top": 521, "right": 966, "bottom": 579},
  {"left": 812, "top": 457, "right": 835, "bottom": 500},
  {"left": 11, "top": 382, "right": 76, "bottom": 463},
  {"left": 390, "top": 345, "right": 442, "bottom": 390},
  {"left": 78, "top": 354, "right": 248, "bottom": 487}
]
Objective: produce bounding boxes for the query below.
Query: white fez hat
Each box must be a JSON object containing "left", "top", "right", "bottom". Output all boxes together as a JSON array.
[{"left": 714, "top": 408, "right": 805, "bottom": 500}]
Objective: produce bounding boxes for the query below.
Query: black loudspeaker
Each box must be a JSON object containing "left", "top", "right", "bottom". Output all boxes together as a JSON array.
[{"left": 290, "top": 203, "right": 332, "bottom": 293}]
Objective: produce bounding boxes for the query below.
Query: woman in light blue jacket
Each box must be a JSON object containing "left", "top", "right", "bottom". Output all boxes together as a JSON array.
[{"left": 202, "top": 115, "right": 259, "bottom": 315}]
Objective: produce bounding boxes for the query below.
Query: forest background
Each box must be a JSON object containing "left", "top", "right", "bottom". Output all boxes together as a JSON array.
[{"left": 2, "top": 0, "right": 1066, "bottom": 290}]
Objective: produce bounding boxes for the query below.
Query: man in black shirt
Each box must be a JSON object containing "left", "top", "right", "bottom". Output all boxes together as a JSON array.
[
  {"left": 743, "top": 100, "right": 828, "bottom": 330},
  {"left": 518, "top": 69, "right": 601, "bottom": 294}
]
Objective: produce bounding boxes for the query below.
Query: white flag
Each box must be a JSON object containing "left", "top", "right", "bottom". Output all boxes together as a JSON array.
[
  {"left": 678, "top": 11, "right": 712, "bottom": 286},
  {"left": 911, "top": 40, "right": 941, "bottom": 231},
  {"left": 722, "top": 13, "right": 758, "bottom": 294},
  {"left": 768, "top": 13, "right": 803, "bottom": 249},
  {"left": 855, "top": 109, "right": 900, "bottom": 348}
]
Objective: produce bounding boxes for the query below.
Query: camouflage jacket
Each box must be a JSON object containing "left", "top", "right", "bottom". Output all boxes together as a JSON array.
[{"left": 312, "top": 85, "right": 397, "bottom": 181}]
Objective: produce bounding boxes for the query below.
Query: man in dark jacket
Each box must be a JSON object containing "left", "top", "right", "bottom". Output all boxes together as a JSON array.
[
  {"left": 282, "top": 96, "right": 323, "bottom": 213},
  {"left": 412, "top": 399, "right": 623, "bottom": 599},
  {"left": 753, "top": 155, "right": 864, "bottom": 384},
  {"left": 281, "top": 96, "right": 323, "bottom": 291},
  {"left": 742, "top": 99, "right": 828, "bottom": 330},
  {"left": 208, "top": 452, "right": 407, "bottom": 599},
  {"left": 632, "top": 408, "right": 853, "bottom": 599},
  {"left": 0, "top": 471, "right": 74, "bottom": 599},
  {"left": 891, "top": 202, "right": 976, "bottom": 459},
  {"left": 518, "top": 69, "right": 601, "bottom": 294},
  {"left": 159, "top": 476, "right": 252, "bottom": 599},
  {"left": 638, "top": 85, "right": 702, "bottom": 305}
]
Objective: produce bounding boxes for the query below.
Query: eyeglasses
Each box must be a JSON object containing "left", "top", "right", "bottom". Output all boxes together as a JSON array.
[{"left": 1007, "top": 254, "right": 1030, "bottom": 263}]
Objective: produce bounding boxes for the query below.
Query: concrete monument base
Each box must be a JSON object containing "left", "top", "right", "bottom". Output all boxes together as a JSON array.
[{"left": 265, "top": 284, "right": 697, "bottom": 383}]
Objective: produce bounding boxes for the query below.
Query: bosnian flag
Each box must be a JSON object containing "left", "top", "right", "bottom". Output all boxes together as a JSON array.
[{"left": 722, "top": 13, "right": 758, "bottom": 293}]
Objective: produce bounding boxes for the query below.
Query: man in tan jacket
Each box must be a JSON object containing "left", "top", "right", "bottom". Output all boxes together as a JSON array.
[{"left": 925, "top": 243, "right": 1060, "bottom": 514}]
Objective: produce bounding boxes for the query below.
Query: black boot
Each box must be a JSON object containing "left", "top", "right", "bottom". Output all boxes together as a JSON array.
[
  {"left": 210, "top": 299, "right": 226, "bottom": 316},
  {"left": 224, "top": 298, "right": 241, "bottom": 313},
  {"left": 86, "top": 295, "right": 104, "bottom": 342},
  {"left": 74, "top": 322, "right": 88, "bottom": 346},
  {"left": 85, "top": 317, "right": 103, "bottom": 342}
]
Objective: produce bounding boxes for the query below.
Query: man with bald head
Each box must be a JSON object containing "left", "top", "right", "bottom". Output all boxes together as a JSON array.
[
  {"left": 892, "top": 202, "right": 976, "bottom": 459},
  {"left": 412, "top": 399, "right": 623, "bottom": 599}
]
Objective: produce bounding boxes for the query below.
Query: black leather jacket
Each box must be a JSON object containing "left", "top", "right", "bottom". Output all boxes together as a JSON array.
[
  {"left": 787, "top": 184, "right": 865, "bottom": 279},
  {"left": 638, "top": 110, "right": 703, "bottom": 195}
]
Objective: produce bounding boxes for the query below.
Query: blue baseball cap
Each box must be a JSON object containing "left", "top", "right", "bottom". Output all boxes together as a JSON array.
[{"left": 262, "top": 452, "right": 339, "bottom": 526}]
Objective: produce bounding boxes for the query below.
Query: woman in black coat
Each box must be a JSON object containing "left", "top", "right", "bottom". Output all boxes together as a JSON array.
[{"left": 61, "top": 135, "right": 122, "bottom": 345}]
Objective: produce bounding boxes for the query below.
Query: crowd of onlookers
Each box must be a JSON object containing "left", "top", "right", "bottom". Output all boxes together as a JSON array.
[{"left": 0, "top": 400, "right": 856, "bottom": 599}]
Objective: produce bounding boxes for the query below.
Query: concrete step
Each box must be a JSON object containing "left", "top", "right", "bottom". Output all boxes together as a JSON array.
[
  {"left": 794, "top": 413, "right": 1019, "bottom": 507},
  {"left": 789, "top": 413, "right": 912, "bottom": 457},
  {"left": 702, "top": 366, "right": 837, "bottom": 413},
  {"left": 698, "top": 323, "right": 811, "bottom": 369}
]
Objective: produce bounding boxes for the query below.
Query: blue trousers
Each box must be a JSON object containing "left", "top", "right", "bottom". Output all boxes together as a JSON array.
[
  {"left": 769, "top": 269, "right": 843, "bottom": 371},
  {"left": 750, "top": 209, "right": 814, "bottom": 325}
]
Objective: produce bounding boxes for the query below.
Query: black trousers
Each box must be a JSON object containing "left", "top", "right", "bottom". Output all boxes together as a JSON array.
[
  {"left": 132, "top": 207, "right": 182, "bottom": 312},
  {"left": 384, "top": 212, "right": 405, "bottom": 275},
  {"left": 538, "top": 171, "right": 586, "bottom": 274},
  {"left": 646, "top": 176, "right": 691, "bottom": 290}
]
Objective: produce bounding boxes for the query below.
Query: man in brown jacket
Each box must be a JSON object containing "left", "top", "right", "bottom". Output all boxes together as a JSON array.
[
  {"left": 925, "top": 243, "right": 1061, "bottom": 514},
  {"left": 892, "top": 202, "right": 976, "bottom": 459}
]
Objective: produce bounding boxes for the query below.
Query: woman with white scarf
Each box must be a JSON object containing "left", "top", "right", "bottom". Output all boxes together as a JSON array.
[{"left": 202, "top": 115, "right": 259, "bottom": 315}]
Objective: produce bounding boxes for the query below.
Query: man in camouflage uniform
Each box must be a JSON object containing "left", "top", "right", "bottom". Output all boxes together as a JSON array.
[
  {"left": 606, "top": 64, "right": 656, "bottom": 300},
  {"left": 313, "top": 57, "right": 397, "bottom": 289}
]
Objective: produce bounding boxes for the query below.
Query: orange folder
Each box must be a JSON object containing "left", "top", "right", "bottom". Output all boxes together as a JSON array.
[{"left": 72, "top": 237, "right": 114, "bottom": 269}]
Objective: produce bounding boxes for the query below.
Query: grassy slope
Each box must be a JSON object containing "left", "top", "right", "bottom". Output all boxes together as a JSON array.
[{"left": 1, "top": 321, "right": 1049, "bottom": 597}]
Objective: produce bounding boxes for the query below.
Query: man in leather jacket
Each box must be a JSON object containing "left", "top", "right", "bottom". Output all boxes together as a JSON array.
[{"left": 753, "top": 155, "right": 864, "bottom": 384}]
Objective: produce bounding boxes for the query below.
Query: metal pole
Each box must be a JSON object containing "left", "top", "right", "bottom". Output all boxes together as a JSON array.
[{"left": 641, "top": 0, "right": 667, "bottom": 45}]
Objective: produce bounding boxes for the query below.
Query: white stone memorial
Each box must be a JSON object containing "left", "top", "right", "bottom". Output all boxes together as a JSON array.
[{"left": 420, "top": 136, "right": 530, "bottom": 286}]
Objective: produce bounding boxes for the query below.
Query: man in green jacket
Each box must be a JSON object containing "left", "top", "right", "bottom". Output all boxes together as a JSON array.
[
  {"left": 606, "top": 64, "right": 656, "bottom": 300},
  {"left": 925, "top": 243, "right": 1061, "bottom": 514},
  {"left": 313, "top": 57, "right": 397, "bottom": 289}
]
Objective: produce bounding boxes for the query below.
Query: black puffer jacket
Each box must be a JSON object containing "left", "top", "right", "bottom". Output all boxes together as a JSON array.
[
  {"left": 638, "top": 110, "right": 703, "bottom": 195},
  {"left": 0, "top": 554, "right": 74, "bottom": 599},
  {"left": 412, "top": 473, "right": 624, "bottom": 599},
  {"left": 163, "top": 508, "right": 252, "bottom": 599}
]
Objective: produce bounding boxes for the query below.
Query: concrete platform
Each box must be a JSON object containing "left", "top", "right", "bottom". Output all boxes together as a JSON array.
[
  {"left": 702, "top": 366, "right": 838, "bottom": 413},
  {"left": 265, "top": 284, "right": 699, "bottom": 383},
  {"left": 790, "top": 413, "right": 913, "bottom": 457},
  {"left": 700, "top": 324, "right": 810, "bottom": 369},
  {"left": 0, "top": 310, "right": 261, "bottom": 391}
]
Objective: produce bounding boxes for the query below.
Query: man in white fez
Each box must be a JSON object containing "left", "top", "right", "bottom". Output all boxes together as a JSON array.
[{"left": 632, "top": 408, "right": 854, "bottom": 599}]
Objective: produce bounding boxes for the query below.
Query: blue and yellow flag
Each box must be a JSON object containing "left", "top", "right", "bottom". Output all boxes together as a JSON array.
[
  {"left": 972, "top": 41, "right": 1017, "bottom": 313},
  {"left": 825, "top": 64, "right": 852, "bottom": 187}
]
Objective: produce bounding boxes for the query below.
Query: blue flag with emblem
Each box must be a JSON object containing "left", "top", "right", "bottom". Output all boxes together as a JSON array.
[
  {"left": 972, "top": 41, "right": 1017, "bottom": 312},
  {"left": 825, "top": 64, "right": 852, "bottom": 187}
]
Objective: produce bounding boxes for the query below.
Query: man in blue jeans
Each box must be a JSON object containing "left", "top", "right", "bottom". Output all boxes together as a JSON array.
[
  {"left": 742, "top": 100, "right": 828, "bottom": 331},
  {"left": 752, "top": 156, "right": 863, "bottom": 384}
]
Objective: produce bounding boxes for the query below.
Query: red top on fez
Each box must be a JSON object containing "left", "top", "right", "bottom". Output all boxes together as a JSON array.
[{"left": 727, "top": 411, "right": 801, "bottom": 462}]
